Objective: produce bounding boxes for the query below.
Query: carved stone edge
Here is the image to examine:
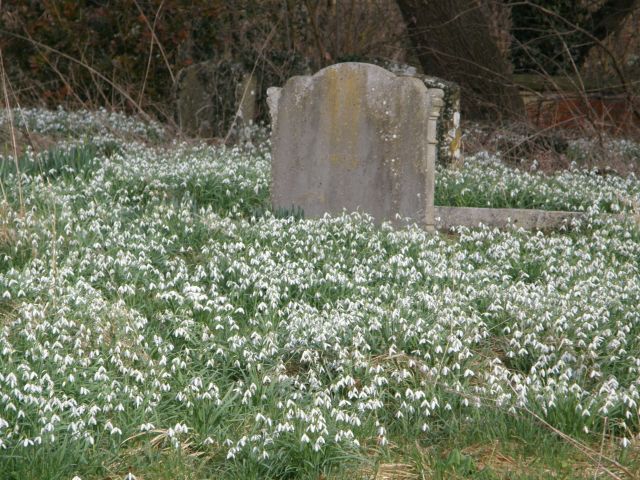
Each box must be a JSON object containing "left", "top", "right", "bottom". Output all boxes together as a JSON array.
[
  {"left": 266, "top": 86, "right": 282, "bottom": 132},
  {"left": 425, "top": 88, "right": 445, "bottom": 233}
]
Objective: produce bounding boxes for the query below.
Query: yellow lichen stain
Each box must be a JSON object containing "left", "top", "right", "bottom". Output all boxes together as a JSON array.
[
  {"left": 325, "top": 67, "right": 363, "bottom": 171},
  {"left": 301, "top": 190, "right": 325, "bottom": 204},
  {"left": 329, "top": 153, "right": 359, "bottom": 170},
  {"left": 449, "top": 128, "right": 462, "bottom": 156}
]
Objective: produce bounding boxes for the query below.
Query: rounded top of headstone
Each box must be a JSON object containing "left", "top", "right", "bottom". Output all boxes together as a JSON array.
[{"left": 313, "top": 62, "right": 396, "bottom": 79}]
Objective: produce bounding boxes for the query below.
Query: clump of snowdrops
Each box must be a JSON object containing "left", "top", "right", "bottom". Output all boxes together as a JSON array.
[{"left": 1, "top": 108, "right": 640, "bottom": 478}]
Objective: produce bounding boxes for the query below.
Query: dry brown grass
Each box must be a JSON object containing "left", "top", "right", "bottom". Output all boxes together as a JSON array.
[
  {"left": 460, "top": 441, "right": 553, "bottom": 478},
  {"left": 356, "top": 457, "right": 421, "bottom": 480},
  {"left": 102, "top": 429, "right": 214, "bottom": 480},
  {"left": 370, "top": 463, "right": 419, "bottom": 480},
  {"left": 0, "top": 205, "right": 15, "bottom": 246},
  {"left": 462, "top": 121, "right": 640, "bottom": 176}
]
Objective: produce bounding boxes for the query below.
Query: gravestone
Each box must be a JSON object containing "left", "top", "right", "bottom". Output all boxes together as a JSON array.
[
  {"left": 270, "top": 65, "right": 461, "bottom": 167},
  {"left": 235, "top": 73, "right": 258, "bottom": 127},
  {"left": 176, "top": 55, "right": 310, "bottom": 139},
  {"left": 421, "top": 75, "right": 461, "bottom": 167},
  {"left": 0, "top": 122, "right": 24, "bottom": 156},
  {"left": 175, "top": 60, "right": 248, "bottom": 138},
  {"left": 270, "top": 63, "right": 444, "bottom": 230},
  {"left": 375, "top": 62, "right": 462, "bottom": 167}
]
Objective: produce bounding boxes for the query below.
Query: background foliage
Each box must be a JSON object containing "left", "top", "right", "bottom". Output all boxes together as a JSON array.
[
  {"left": 1, "top": 0, "right": 638, "bottom": 126},
  {"left": 2, "top": 1, "right": 275, "bottom": 117},
  {"left": 0, "top": 0, "right": 406, "bottom": 121}
]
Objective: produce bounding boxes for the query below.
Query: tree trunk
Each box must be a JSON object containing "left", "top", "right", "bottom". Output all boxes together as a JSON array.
[
  {"left": 565, "top": 0, "right": 639, "bottom": 68},
  {"left": 396, "top": 0, "right": 525, "bottom": 120}
]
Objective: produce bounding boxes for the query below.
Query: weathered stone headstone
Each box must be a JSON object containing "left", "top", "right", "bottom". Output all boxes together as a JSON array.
[
  {"left": 378, "top": 62, "right": 462, "bottom": 167},
  {"left": 270, "top": 62, "right": 462, "bottom": 167},
  {"left": 175, "top": 55, "right": 310, "bottom": 139},
  {"left": 270, "top": 62, "right": 444, "bottom": 230},
  {"left": 176, "top": 60, "right": 242, "bottom": 137},
  {"left": 235, "top": 72, "right": 258, "bottom": 127}
]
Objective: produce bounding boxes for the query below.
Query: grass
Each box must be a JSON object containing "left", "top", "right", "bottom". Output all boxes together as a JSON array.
[{"left": 1, "top": 108, "right": 640, "bottom": 479}]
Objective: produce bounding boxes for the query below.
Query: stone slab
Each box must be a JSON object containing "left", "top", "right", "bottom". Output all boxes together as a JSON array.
[
  {"left": 434, "top": 206, "right": 586, "bottom": 231},
  {"left": 271, "top": 62, "right": 443, "bottom": 229}
]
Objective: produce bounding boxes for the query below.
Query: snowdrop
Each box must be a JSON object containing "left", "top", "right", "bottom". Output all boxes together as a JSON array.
[{"left": 1, "top": 106, "right": 640, "bottom": 468}]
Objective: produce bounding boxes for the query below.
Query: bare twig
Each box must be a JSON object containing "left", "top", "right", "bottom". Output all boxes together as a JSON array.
[
  {"left": 516, "top": 401, "right": 634, "bottom": 479},
  {"left": 512, "top": 0, "right": 640, "bottom": 122},
  {"left": 222, "top": 15, "right": 283, "bottom": 144},
  {"left": 303, "top": 0, "right": 333, "bottom": 65},
  {"left": 594, "top": 417, "right": 610, "bottom": 480},
  {"left": 134, "top": 0, "right": 174, "bottom": 108},
  {"left": 0, "top": 50, "right": 24, "bottom": 215},
  {"left": 0, "top": 28, "right": 152, "bottom": 121},
  {"left": 559, "top": 35, "right": 605, "bottom": 137},
  {"left": 134, "top": 0, "right": 174, "bottom": 84},
  {"left": 26, "top": 39, "right": 87, "bottom": 108}
]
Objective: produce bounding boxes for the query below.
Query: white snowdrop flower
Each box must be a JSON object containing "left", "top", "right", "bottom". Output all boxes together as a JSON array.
[
  {"left": 313, "top": 436, "right": 325, "bottom": 452},
  {"left": 300, "top": 433, "right": 310, "bottom": 444},
  {"left": 5, "top": 373, "right": 17, "bottom": 388},
  {"left": 174, "top": 423, "right": 188, "bottom": 434},
  {"left": 3, "top": 106, "right": 640, "bottom": 470}
]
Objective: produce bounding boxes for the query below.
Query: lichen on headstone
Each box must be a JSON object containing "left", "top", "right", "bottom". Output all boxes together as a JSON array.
[
  {"left": 419, "top": 75, "right": 462, "bottom": 167},
  {"left": 344, "top": 59, "right": 462, "bottom": 167},
  {"left": 270, "top": 62, "right": 444, "bottom": 229}
]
